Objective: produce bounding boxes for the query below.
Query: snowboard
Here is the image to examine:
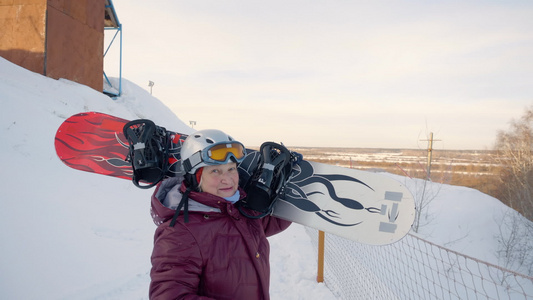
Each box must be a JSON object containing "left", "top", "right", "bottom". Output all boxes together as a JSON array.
[{"left": 55, "top": 112, "right": 415, "bottom": 245}]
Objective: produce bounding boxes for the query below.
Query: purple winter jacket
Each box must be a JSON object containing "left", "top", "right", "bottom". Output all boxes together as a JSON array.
[{"left": 149, "top": 178, "right": 291, "bottom": 300}]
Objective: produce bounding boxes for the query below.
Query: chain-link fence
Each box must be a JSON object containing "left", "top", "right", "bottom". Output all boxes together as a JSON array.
[{"left": 306, "top": 229, "right": 533, "bottom": 299}]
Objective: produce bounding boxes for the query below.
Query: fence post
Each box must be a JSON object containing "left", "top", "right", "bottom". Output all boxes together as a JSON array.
[{"left": 317, "top": 230, "right": 325, "bottom": 282}]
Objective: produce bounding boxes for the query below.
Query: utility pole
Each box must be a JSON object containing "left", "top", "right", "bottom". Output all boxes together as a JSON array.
[
  {"left": 189, "top": 121, "right": 196, "bottom": 129},
  {"left": 420, "top": 132, "right": 441, "bottom": 180}
]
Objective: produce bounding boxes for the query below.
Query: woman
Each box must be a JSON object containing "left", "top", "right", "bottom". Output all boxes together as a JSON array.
[{"left": 149, "top": 129, "right": 291, "bottom": 299}]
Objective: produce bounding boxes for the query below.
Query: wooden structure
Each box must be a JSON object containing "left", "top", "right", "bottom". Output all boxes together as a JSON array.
[{"left": 0, "top": 0, "right": 120, "bottom": 93}]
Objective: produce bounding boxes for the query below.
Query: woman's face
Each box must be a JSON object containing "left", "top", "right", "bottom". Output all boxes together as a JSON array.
[{"left": 199, "top": 163, "right": 239, "bottom": 198}]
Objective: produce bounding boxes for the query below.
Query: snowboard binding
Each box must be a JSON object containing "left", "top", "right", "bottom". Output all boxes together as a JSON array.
[
  {"left": 239, "top": 142, "right": 300, "bottom": 218},
  {"left": 123, "top": 119, "right": 170, "bottom": 189}
]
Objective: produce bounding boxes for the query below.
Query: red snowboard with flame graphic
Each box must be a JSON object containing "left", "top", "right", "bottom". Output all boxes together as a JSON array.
[{"left": 54, "top": 112, "right": 186, "bottom": 180}]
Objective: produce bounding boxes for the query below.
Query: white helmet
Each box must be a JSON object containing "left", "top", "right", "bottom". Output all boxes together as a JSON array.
[{"left": 180, "top": 129, "right": 246, "bottom": 175}]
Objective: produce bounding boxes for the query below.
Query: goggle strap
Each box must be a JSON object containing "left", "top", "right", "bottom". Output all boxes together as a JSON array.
[{"left": 183, "top": 152, "right": 203, "bottom": 173}]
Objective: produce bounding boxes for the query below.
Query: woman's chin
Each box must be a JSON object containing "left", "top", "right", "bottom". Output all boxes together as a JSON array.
[{"left": 217, "top": 188, "right": 236, "bottom": 198}]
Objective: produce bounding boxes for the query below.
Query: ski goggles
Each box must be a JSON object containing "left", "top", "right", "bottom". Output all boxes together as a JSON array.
[
  {"left": 203, "top": 142, "right": 246, "bottom": 164},
  {"left": 183, "top": 141, "right": 247, "bottom": 173}
]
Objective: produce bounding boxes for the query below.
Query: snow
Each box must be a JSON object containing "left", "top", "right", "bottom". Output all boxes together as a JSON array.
[{"left": 0, "top": 57, "right": 530, "bottom": 299}]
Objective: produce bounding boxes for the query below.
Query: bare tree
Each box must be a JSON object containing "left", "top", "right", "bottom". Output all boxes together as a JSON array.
[
  {"left": 494, "top": 106, "right": 533, "bottom": 276},
  {"left": 409, "top": 131, "right": 450, "bottom": 233},
  {"left": 494, "top": 106, "right": 533, "bottom": 221},
  {"left": 410, "top": 176, "right": 442, "bottom": 233},
  {"left": 495, "top": 211, "right": 533, "bottom": 276}
]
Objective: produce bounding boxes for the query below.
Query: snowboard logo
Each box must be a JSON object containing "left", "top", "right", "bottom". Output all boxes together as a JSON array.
[
  {"left": 281, "top": 160, "right": 378, "bottom": 226},
  {"left": 281, "top": 160, "right": 404, "bottom": 232}
]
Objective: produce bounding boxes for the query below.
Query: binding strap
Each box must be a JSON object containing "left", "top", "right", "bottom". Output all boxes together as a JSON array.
[{"left": 123, "top": 119, "right": 169, "bottom": 189}]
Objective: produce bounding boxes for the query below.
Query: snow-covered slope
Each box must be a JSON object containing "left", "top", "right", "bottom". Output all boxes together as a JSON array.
[
  {"left": 1, "top": 57, "right": 530, "bottom": 299},
  {"left": 0, "top": 57, "right": 336, "bottom": 299}
]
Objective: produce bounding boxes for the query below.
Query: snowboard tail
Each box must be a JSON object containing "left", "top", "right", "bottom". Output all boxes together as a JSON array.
[
  {"left": 55, "top": 112, "right": 186, "bottom": 183},
  {"left": 55, "top": 112, "right": 415, "bottom": 245},
  {"left": 54, "top": 112, "right": 134, "bottom": 179}
]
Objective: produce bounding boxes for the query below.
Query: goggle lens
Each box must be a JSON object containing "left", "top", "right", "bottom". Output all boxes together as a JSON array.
[{"left": 207, "top": 143, "right": 245, "bottom": 162}]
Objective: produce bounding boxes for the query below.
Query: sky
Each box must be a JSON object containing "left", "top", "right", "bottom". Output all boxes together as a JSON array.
[{"left": 104, "top": 0, "right": 533, "bottom": 150}]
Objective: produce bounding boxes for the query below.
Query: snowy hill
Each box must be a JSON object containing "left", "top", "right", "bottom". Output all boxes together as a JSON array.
[
  {"left": 1, "top": 57, "right": 530, "bottom": 299},
  {"left": 0, "top": 57, "right": 336, "bottom": 299}
]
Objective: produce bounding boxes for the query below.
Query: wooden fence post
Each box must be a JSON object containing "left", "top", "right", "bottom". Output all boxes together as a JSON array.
[{"left": 317, "top": 230, "right": 325, "bottom": 282}]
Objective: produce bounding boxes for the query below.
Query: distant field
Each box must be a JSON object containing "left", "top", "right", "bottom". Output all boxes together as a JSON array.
[{"left": 291, "top": 147, "right": 501, "bottom": 197}]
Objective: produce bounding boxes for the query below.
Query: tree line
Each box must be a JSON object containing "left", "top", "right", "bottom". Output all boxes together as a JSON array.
[{"left": 494, "top": 106, "right": 533, "bottom": 222}]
